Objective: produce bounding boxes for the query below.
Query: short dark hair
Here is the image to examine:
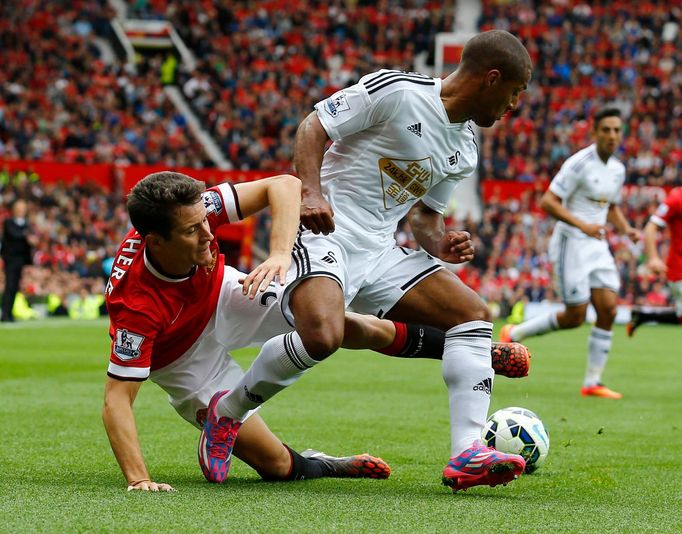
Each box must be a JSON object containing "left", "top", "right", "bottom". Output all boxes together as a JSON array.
[
  {"left": 460, "top": 30, "right": 532, "bottom": 83},
  {"left": 126, "top": 171, "right": 205, "bottom": 238},
  {"left": 593, "top": 108, "right": 622, "bottom": 129}
]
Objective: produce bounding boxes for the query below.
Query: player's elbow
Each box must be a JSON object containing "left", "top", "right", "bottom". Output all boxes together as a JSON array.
[
  {"left": 538, "top": 195, "right": 553, "bottom": 214},
  {"left": 273, "top": 174, "right": 302, "bottom": 192}
]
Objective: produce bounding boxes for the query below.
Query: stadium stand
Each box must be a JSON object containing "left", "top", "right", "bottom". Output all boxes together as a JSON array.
[
  {"left": 0, "top": 0, "right": 679, "bottom": 320},
  {"left": 0, "top": 1, "right": 210, "bottom": 166}
]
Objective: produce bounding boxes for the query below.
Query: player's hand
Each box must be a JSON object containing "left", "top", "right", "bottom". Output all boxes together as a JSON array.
[
  {"left": 301, "top": 191, "right": 335, "bottom": 235},
  {"left": 437, "top": 231, "right": 474, "bottom": 264},
  {"left": 647, "top": 257, "right": 667, "bottom": 276},
  {"left": 127, "top": 479, "right": 175, "bottom": 492},
  {"left": 240, "top": 253, "right": 291, "bottom": 299},
  {"left": 581, "top": 223, "right": 607, "bottom": 239},
  {"left": 624, "top": 226, "right": 641, "bottom": 243}
]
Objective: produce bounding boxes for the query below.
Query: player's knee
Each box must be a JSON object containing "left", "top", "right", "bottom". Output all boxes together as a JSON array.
[
  {"left": 598, "top": 305, "right": 617, "bottom": 324},
  {"left": 299, "top": 324, "right": 343, "bottom": 360},
  {"left": 462, "top": 301, "right": 493, "bottom": 324},
  {"left": 439, "top": 299, "right": 492, "bottom": 328},
  {"left": 562, "top": 312, "right": 585, "bottom": 328}
]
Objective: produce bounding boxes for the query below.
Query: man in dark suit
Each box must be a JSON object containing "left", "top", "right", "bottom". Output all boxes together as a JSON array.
[{"left": 1, "top": 199, "right": 35, "bottom": 322}]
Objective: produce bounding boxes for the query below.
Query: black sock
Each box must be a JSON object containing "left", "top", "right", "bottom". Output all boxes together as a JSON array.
[
  {"left": 378, "top": 322, "right": 445, "bottom": 359},
  {"left": 636, "top": 309, "right": 680, "bottom": 325},
  {"left": 274, "top": 445, "right": 327, "bottom": 481}
]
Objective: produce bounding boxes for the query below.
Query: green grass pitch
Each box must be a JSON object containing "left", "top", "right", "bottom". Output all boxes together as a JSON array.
[{"left": 1, "top": 319, "right": 680, "bottom": 533}]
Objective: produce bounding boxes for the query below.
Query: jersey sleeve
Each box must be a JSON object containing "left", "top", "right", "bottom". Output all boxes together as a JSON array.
[
  {"left": 204, "top": 183, "right": 244, "bottom": 231},
  {"left": 314, "top": 71, "right": 401, "bottom": 141},
  {"left": 421, "top": 180, "right": 460, "bottom": 215},
  {"left": 651, "top": 189, "right": 681, "bottom": 227},
  {"left": 107, "top": 313, "right": 157, "bottom": 381},
  {"left": 549, "top": 159, "right": 581, "bottom": 200}
]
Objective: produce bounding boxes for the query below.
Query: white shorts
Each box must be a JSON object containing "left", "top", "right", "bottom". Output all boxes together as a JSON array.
[
  {"left": 549, "top": 231, "right": 620, "bottom": 305},
  {"left": 281, "top": 227, "right": 443, "bottom": 325},
  {"left": 670, "top": 280, "right": 682, "bottom": 316},
  {"left": 150, "top": 266, "right": 293, "bottom": 428}
]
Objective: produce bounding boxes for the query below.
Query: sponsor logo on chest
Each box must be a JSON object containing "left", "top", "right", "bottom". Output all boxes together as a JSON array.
[{"left": 378, "top": 157, "right": 432, "bottom": 208}]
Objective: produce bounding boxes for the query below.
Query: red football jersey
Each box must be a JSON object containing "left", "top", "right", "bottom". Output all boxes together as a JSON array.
[
  {"left": 652, "top": 187, "right": 682, "bottom": 282},
  {"left": 106, "top": 183, "right": 243, "bottom": 380}
]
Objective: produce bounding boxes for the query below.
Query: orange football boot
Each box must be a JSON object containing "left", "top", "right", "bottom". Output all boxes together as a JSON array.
[
  {"left": 580, "top": 384, "right": 623, "bottom": 399},
  {"left": 491, "top": 342, "right": 531, "bottom": 378},
  {"left": 498, "top": 324, "right": 514, "bottom": 343}
]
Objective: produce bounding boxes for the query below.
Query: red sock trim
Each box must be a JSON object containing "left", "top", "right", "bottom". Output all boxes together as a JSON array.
[{"left": 377, "top": 321, "right": 408, "bottom": 355}]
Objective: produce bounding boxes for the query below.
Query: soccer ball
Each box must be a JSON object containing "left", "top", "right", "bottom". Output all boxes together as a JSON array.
[{"left": 482, "top": 406, "right": 550, "bottom": 474}]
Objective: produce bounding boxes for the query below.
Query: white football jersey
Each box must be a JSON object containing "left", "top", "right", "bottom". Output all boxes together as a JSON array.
[
  {"left": 315, "top": 69, "right": 479, "bottom": 248},
  {"left": 549, "top": 143, "right": 626, "bottom": 239}
]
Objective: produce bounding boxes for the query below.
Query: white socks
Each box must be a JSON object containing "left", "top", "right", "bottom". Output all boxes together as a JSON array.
[
  {"left": 510, "top": 311, "right": 559, "bottom": 341},
  {"left": 584, "top": 327, "right": 612, "bottom": 387},
  {"left": 217, "top": 331, "right": 319, "bottom": 421},
  {"left": 442, "top": 321, "right": 494, "bottom": 456},
  {"left": 217, "top": 319, "right": 496, "bottom": 459}
]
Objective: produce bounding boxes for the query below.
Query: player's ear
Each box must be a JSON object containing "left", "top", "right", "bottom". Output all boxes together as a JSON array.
[
  {"left": 485, "top": 69, "right": 502, "bottom": 87},
  {"left": 145, "top": 232, "right": 163, "bottom": 250}
]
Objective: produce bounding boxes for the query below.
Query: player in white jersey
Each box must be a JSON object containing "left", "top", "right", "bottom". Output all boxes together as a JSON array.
[
  {"left": 500, "top": 108, "right": 641, "bottom": 399},
  {"left": 202, "top": 30, "right": 533, "bottom": 493}
]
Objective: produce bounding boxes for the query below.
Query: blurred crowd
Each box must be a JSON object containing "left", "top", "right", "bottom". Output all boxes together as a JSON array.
[
  {"left": 131, "top": 0, "right": 454, "bottom": 172},
  {"left": 478, "top": 0, "right": 682, "bottom": 186},
  {"left": 1, "top": 0, "right": 680, "bottom": 186},
  {"left": 0, "top": 0, "right": 452, "bottom": 172},
  {"left": 0, "top": 175, "right": 127, "bottom": 318},
  {"left": 0, "top": 0, "right": 209, "bottom": 167}
]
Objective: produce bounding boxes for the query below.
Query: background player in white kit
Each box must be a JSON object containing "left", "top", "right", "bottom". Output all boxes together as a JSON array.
[
  {"left": 500, "top": 108, "right": 640, "bottom": 399},
  {"left": 202, "top": 30, "right": 533, "bottom": 493}
]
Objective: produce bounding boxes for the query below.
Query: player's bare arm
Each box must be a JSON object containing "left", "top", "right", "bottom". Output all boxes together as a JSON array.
[
  {"left": 643, "top": 220, "right": 667, "bottom": 274},
  {"left": 294, "top": 111, "right": 335, "bottom": 235},
  {"left": 607, "top": 204, "right": 640, "bottom": 242},
  {"left": 234, "top": 175, "right": 301, "bottom": 298},
  {"left": 540, "top": 190, "right": 606, "bottom": 239},
  {"left": 407, "top": 201, "right": 475, "bottom": 264},
  {"left": 102, "top": 377, "right": 174, "bottom": 492}
]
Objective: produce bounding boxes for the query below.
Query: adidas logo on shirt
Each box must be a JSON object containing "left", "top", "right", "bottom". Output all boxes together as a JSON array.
[
  {"left": 473, "top": 377, "right": 492, "bottom": 395},
  {"left": 407, "top": 123, "right": 422, "bottom": 137}
]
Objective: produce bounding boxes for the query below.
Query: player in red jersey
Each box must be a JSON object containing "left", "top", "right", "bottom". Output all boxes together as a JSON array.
[
  {"left": 102, "top": 171, "right": 408, "bottom": 491},
  {"left": 627, "top": 186, "right": 682, "bottom": 335}
]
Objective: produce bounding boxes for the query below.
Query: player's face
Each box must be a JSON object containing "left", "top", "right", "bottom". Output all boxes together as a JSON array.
[
  {"left": 593, "top": 116, "right": 623, "bottom": 158},
  {"left": 155, "top": 201, "right": 214, "bottom": 275},
  {"left": 474, "top": 69, "right": 530, "bottom": 127}
]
